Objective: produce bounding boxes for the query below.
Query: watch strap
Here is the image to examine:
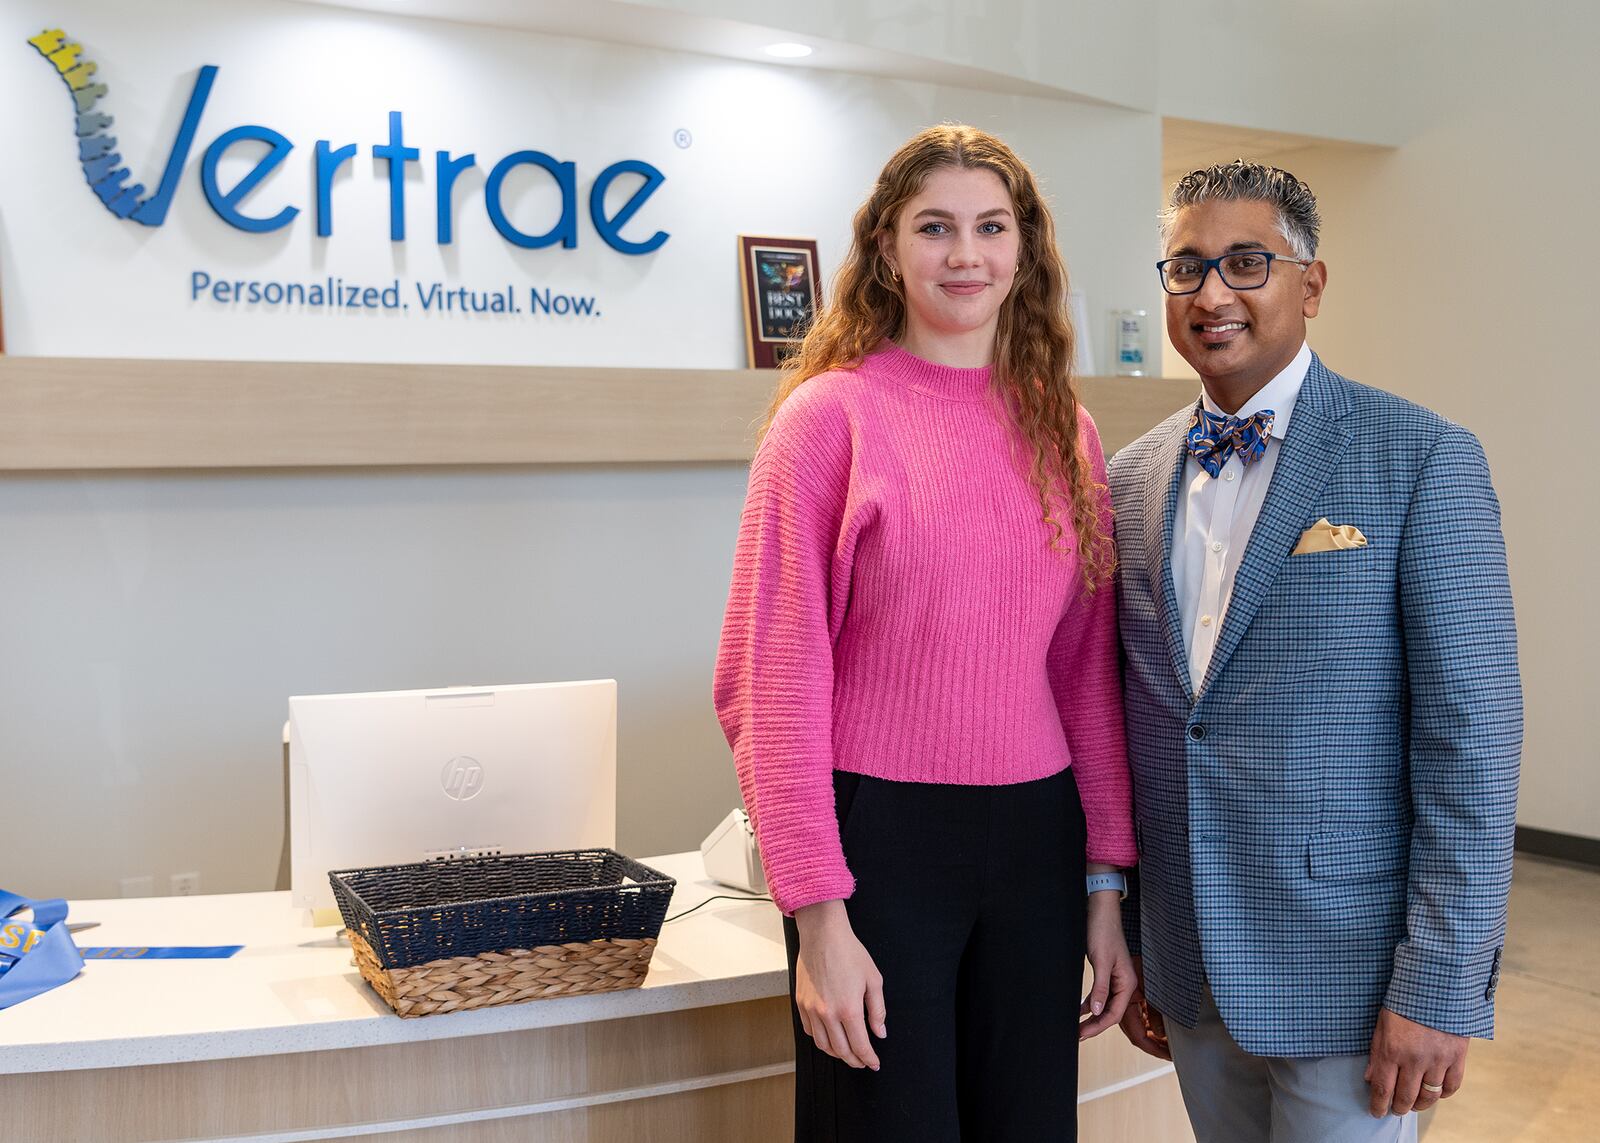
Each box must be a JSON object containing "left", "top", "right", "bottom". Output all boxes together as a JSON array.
[{"left": 1086, "top": 871, "right": 1127, "bottom": 899}]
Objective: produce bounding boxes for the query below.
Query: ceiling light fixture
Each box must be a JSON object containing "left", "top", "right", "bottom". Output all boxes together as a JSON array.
[{"left": 763, "top": 42, "right": 813, "bottom": 59}]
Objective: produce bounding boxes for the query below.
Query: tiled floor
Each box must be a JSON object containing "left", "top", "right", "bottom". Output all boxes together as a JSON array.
[{"left": 1420, "top": 855, "right": 1600, "bottom": 1142}]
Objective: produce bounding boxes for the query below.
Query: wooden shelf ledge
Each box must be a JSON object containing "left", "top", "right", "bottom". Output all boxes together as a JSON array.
[{"left": 0, "top": 356, "right": 1195, "bottom": 471}]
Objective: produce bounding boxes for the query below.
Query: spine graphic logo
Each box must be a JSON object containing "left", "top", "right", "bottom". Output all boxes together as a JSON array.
[
  {"left": 440, "top": 756, "right": 485, "bottom": 802},
  {"left": 26, "top": 28, "right": 668, "bottom": 250},
  {"left": 27, "top": 28, "right": 213, "bottom": 226}
]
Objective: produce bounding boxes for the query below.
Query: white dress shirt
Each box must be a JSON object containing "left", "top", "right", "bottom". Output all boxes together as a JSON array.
[{"left": 1173, "top": 341, "right": 1313, "bottom": 694}]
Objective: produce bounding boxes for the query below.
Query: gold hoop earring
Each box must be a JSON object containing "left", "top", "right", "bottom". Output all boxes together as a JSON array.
[{"left": 889, "top": 266, "right": 900, "bottom": 282}]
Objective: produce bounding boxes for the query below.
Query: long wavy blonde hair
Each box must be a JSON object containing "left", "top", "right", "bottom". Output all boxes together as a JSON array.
[{"left": 759, "top": 124, "right": 1113, "bottom": 588}]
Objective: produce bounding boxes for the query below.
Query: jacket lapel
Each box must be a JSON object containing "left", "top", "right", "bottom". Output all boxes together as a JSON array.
[
  {"left": 1197, "top": 355, "right": 1354, "bottom": 696},
  {"left": 1140, "top": 408, "right": 1195, "bottom": 699}
]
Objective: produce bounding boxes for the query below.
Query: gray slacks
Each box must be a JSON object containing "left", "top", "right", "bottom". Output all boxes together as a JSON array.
[{"left": 1163, "top": 986, "right": 1418, "bottom": 1143}]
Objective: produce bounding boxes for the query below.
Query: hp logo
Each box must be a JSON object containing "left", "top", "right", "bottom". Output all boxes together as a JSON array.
[{"left": 440, "top": 756, "right": 484, "bottom": 801}]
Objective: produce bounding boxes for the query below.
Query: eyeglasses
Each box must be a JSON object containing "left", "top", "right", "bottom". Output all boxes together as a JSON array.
[{"left": 1156, "top": 251, "right": 1312, "bottom": 295}]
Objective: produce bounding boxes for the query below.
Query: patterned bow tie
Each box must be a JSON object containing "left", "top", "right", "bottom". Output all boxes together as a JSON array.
[{"left": 1185, "top": 406, "right": 1276, "bottom": 478}]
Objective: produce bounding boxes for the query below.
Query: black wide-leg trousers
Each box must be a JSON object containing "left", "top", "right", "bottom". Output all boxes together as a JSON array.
[{"left": 782, "top": 768, "right": 1088, "bottom": 1143}]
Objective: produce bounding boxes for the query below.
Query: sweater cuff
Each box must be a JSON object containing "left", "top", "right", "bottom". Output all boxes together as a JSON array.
[
  {"left": 771, "top": 871, "right": 856, "bottom": 919},
  {"left": 1085, "top": 822, "right": 1139, "bottom": 869}
]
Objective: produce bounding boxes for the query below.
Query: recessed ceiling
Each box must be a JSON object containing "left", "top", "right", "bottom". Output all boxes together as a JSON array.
[
  {"left": 1162, "top": 116, "right": 1382, "bottom": 187},
  {"left": 289, "top": 0, "right": 1126, "bottom": 106}
]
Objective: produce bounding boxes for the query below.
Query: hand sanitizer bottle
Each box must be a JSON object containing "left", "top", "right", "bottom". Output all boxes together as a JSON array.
[{"left": 1114, "top": 310, "right": 1148, "bottom": 377}]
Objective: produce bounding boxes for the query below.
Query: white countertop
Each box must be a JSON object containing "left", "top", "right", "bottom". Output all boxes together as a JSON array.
[{"left": 0, "top": 853, "right": 787, "bottom": 1074}]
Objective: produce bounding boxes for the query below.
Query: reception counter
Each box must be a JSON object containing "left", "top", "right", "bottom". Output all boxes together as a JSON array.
[{"left": 0, "top": 852, "right": 1192, "bottom": 1141}]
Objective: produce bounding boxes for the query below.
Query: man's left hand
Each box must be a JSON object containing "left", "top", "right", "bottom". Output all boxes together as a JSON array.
[{"left": 1365, "top": 1007, "right": 1468, "bottom": 1117}]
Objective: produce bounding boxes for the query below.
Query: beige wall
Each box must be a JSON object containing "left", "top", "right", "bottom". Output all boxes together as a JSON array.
[
  {"left": 1162, "top": 0, "right": 1598, "bottom": 838},
  {"left": 1154, "top": 0, "right": 1407, "bottom": 145}
]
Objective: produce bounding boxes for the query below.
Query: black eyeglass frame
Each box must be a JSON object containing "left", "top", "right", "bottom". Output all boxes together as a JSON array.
[{"left": 1155, "top": 251, "right": 1313, "bottom": 295}]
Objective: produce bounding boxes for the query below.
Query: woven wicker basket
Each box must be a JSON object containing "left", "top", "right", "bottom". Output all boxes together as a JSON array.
[{"left": 329, "top": 849, "right": 675, "bottom": 1018}]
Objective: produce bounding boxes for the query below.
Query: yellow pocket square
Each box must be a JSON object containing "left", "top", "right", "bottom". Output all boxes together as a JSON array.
[{"left": 1292, "top": 518, "right": 1368, "bottom": 555}]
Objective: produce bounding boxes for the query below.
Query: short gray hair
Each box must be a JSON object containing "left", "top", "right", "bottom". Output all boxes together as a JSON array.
[{"left": 1160, "top": 160, "right": 1321, "bottom": 260}]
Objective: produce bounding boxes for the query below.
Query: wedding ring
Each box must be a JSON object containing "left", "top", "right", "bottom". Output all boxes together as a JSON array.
[{"left": 1420, "top": 1082, "right": 1444, "bottom": 1094}]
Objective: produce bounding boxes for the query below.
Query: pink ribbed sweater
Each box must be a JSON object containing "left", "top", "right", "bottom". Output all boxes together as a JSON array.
[{"left": 713, "top": 343, "right": 1137, "bottom": 915}]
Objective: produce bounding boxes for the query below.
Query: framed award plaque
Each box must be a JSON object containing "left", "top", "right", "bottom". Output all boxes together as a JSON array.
[{"left": 738, "top": 236, "right": 822, "bottom": 369}]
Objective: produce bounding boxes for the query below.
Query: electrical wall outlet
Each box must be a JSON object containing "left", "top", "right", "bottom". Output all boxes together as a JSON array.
[
  {"left": 170, "top": 872, "right": 201, "bottom": 896},
  {"left": 119, "top": 875, "right": 154, "bottom": 898}
]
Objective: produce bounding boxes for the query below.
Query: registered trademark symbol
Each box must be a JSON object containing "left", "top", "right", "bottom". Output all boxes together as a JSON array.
[{"left": 673, "top": 128, "right": 693, "bottom": 149}]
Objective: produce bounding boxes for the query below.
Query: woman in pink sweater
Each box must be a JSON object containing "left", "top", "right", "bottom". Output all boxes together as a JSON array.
[{"left": 714, "top": 125, "right": 1138, "bottom": 1142}]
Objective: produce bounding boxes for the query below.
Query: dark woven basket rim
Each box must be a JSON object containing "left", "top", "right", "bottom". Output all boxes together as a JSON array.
[{"left": 329, "top": 848, "right": 675, "bottom": 917}]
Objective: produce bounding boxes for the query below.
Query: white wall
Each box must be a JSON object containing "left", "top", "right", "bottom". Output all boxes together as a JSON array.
[
  {"left": 0, "top": 0, "right": 1163, "bottom": 898},
  {"left": 0, "top": 0, "right": 1160, "bottom": 367},
  {"left": 0, "top": 464, "right": 750, "bottom": 897},
  {"left": 8, "top": 0, "right": 1587, "bottom": 905}
]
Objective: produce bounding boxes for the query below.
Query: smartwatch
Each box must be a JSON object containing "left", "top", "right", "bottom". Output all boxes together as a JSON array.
[{"left": 1085, "top": 871, "right": 1127, "bottom": 899}]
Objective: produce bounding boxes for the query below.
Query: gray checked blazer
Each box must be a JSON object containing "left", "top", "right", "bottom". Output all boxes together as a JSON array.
[{"left": 1109, "top": 354, "right": 1522, "bottom": 1057}]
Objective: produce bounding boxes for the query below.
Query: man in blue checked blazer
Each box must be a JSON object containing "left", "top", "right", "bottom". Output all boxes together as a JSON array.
[{"left": 1110, "top": 162, "right": 1521, "bottom": 1143}]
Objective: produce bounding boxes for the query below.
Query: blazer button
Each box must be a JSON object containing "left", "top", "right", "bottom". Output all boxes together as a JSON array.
[{"left": 1188, "top": 724, "right": 1207, "bottom": 742}]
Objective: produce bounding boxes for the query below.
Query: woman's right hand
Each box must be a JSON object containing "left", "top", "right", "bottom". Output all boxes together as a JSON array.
[{"left": 793, "top": 899, "right": 887, "bottom": 1070}]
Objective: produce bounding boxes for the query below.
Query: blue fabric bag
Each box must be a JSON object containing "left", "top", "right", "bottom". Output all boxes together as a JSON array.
[{"left": 0, "top": 889, "right": 85, "bottom": 1010}]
